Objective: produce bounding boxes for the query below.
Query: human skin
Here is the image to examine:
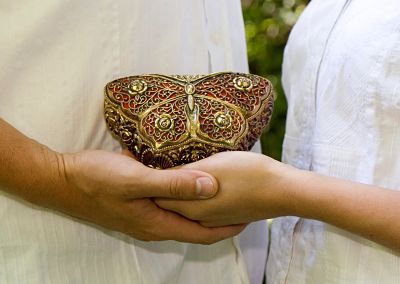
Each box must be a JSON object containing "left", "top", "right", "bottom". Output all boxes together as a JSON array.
[
  {"left": 156, "top": 151, "right": 400, "bottom": 251},
  {"left": 0, "top": 118, "right": 244, "bottom": 244}
]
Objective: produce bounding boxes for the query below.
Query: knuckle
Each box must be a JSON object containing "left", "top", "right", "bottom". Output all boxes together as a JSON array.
[{"left": 167, "top": 176, "right": 185, "bottom": 197}]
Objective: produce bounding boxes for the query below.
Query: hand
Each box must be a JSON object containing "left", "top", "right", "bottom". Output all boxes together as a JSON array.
[
  {"left": 155, "top": 151, "right": 295, "bottom": 227},
  {"left": 0, "top": 118, "right": 243, "bottom": 244},
  {"left": 54, "top": 150, "right": 245, "bottom": 244},
  {"left": 155, "top": 151, "right": 400, "bottom": 252}
]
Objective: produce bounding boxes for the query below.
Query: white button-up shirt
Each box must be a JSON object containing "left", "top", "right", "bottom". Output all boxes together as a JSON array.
[
  {"left": 267, "top": 0, "right": 400, "bottom": 283},
  {"left": 0, "top": 1, "right": 268, "bottom": 283}
]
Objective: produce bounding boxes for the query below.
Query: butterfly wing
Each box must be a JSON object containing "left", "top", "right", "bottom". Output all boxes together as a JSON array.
[
  {"left": 139, "top": 96, "right": 190, "bottom": 149},
  {"left": 105, "top": 75, "right": 186, "bottom": 118},
  {"left": 105, "top": 75, "right": 190, "bottom": 152},
  {"left": 193, "top": 96, "right": 246, "bottom": 147},
  {"left": 193, "top": 73, "right": 273, "bottom": 148}
]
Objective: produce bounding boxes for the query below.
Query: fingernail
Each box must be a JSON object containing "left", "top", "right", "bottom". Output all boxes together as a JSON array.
[{"left": 196, "top": 177, "right": 216, "bottom": 198}]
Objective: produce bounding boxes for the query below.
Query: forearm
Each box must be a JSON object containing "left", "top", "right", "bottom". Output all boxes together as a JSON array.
[
  {"left": 280, "top": 166, "right": 400, "bottom": 251},
  {"left": 0, "top": 118, "right": 70, "bottom": 208}
]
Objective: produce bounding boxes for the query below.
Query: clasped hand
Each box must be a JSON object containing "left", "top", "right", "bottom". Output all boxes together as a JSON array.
[
  {"left": 156, "top": 152, "right": 294, "bottom": 227},
  {"left": 58, "top": 150, "right": 244, "bottom": 244}
]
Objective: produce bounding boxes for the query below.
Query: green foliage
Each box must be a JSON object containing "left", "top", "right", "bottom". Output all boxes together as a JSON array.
[{"left": 242, "top": 0, "right": 308, "bottom": 160}]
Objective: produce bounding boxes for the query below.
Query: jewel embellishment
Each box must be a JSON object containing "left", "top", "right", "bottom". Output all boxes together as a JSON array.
[
  {"left": 233, "top": 76, "right": 253, "bottom": 91},
  {"left": 129, "top": 79, "right": 147, "bottom": 94},
  {"left": 185, "top": 84, "right": 196, "bottom": 95},
  {"left": 155, "top": 114, "right": 174, "bottom": 132},
  {"left": 214, "top": 112, "right": 232, "bottom": 129}
]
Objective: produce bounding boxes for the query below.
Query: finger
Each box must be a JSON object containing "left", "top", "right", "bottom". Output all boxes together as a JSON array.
[
  {"left": 136, "top": 167, "right": 219, "bottom": 200},
  {"left": 154, "top": 198, "right": 197, "bottom": 217},
  {"left": 153, "top": 210, "right": 245, "bottom": 244},
  {"left": 156, "top": 199, "right": 251, "bottom": 227},
  {"left": 200, "top": 220, "right": 248, "bottom": 227}
]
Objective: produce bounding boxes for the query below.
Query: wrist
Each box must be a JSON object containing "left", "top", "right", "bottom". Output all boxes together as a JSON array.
[
  {"left": 277, "top": 166, "right": 329, "bottom": 219},
  {"left": 5, "top": 141, "right": 69, "bottom": 208},
  {"left": 30, "top": 147, "right": 89, "bottom": 217},
  {"left": 30, "top": 146, "right": 70, "bottom": 207},
  {"left": 259, "top": 157, "right": 313, "bottom": 218}
]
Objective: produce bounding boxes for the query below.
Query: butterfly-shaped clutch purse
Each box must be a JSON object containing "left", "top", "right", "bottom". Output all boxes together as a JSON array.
[{"left": 104, "top": 72, "right": 274, "bottom": 169}]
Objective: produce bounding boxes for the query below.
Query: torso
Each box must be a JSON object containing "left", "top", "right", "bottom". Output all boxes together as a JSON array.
[
  {"left": 267, "top": 0, "right": 400, "bottom": 283},
  {"left": 0, "top": 1, "right": 267, "bottom": 283}
]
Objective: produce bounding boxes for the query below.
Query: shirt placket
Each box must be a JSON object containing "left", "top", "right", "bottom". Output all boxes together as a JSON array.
[{"left": 283, "top": 0, "right": 353, "bottom": 283}]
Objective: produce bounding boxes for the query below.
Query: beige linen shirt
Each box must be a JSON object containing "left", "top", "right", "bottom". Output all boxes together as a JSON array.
[
  {"left": 267, "top": 0, "right": 400, "bottom": 283},
  {"left": 0, "top": 1, "right": 268, "bottom": 283}
]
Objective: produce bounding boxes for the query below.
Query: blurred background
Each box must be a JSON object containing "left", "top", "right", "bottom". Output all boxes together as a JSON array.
[{"left": 241, "top": 0, "right": 308, "bottom": 160}]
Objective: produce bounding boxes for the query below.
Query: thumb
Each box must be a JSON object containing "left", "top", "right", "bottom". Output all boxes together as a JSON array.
[{"left": 140, "top": 168, "right": 218, "bottom": 200}]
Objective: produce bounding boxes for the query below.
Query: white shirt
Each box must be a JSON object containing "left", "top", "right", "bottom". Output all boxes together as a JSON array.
[
  {"left": 0, "top": 1, "right": 268, "bottom": 283},
  {"left": 267, "top": 0, "right": 400, "bottom": 283}
]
